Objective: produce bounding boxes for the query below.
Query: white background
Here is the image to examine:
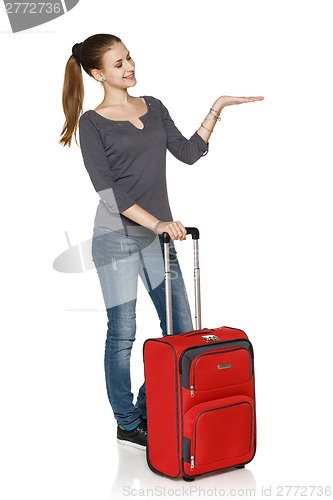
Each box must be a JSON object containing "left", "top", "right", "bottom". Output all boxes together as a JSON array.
[{"left": 1, "top": 0, "right": 332, "bottom": 498}]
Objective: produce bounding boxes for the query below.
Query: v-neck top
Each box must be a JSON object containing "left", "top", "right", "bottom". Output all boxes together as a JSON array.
[{"left": 78, "top": 96, "right": 209, "bottom": 234}]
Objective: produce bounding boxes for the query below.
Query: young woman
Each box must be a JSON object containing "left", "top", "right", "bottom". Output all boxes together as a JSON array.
[{"left": 60, "top": 33, "right": 263, "bottom": 450}]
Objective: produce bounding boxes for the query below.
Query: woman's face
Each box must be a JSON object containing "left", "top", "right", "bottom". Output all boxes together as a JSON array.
[{"left": 99, "top": 42, "right": 136, "bottom": 89}]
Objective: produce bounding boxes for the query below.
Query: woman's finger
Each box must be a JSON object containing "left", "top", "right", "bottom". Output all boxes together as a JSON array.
[{"left": 175, "top": 222, "right": 187, "bottom": 240}]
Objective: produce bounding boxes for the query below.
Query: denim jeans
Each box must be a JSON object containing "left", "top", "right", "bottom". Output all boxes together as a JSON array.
[{"left": 91, "top": 227, "right": 193, "bottom": 430}]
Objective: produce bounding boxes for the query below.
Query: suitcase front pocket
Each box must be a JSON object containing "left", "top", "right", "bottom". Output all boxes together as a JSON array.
[
  {"left": 189, "top": 348, "right": 252, "bottom": 396},
  {"left": 181, "top": 341, "right": 254, "bottom": 397},
  {"left": 183, "top": 395, "right": 255, "bottom": 475}
]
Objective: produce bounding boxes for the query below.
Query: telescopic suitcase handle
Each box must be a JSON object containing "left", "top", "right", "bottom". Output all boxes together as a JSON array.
[{"left": 163, "top": 227, "right": 202, "bottom": 335}]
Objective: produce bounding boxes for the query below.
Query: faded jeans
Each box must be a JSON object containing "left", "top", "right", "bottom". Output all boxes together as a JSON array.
[{"left": 91, "top": 227, "right": 193, "bottom": 430}]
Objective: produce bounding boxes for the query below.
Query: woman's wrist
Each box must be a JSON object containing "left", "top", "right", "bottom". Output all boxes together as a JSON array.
[
  {"left": 208, "top": 107, "right": 221, "bottom": 120},
  {"left": 213, "top": 97, "right": 227, "bottom": 113},
  {"left": 199, "top": 105, "right": 222, "bottom": 135},
  {"left": 152, "top": 220, "right": 163, "bottom": 234},
  {"left": 121, "top": 205, "right": 163, "bottom": 232}
]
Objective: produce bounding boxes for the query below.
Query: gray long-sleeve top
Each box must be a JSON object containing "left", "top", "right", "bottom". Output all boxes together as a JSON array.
[{"left": 79, "top": 96, "right": 208, "bottom": 234}]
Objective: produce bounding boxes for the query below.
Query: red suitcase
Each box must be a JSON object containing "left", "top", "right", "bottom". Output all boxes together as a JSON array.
[{"left": 143, "top": 228, "right": 256, "bottom": 480}]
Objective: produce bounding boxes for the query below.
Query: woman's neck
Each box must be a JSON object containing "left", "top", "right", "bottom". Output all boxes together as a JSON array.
[{"left": 100, "top": 89, "right": 131, "bottom": 107}]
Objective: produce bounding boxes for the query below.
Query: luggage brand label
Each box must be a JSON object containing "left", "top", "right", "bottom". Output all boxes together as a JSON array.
[{"left": 218, "top": 363, "right": 232, "bottom": 370}]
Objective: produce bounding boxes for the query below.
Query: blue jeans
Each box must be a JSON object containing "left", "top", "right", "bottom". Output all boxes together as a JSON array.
[{"left": 91, "top": 227, "right": 193, "bottom": 430}]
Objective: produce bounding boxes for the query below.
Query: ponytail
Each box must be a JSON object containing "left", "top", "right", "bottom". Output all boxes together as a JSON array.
[
  {"left": 59, "top": 55, "right": 84, "bottom": 147},
  {"left": 59, "top": 34, "right": 122, "bottom": 148}
]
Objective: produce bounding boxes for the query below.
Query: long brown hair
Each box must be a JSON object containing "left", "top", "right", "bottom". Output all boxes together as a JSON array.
[{"left": 59, "top": 34, "right": 122, "bottom": 147}]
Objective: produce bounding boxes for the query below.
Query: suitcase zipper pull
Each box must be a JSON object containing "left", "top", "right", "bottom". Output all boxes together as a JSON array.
[
  {"left": 190, "top": 456, "right": 195, "bottom": 471},
  {"left": 190, "top": 386, "right": 194, "bottom": 397}
]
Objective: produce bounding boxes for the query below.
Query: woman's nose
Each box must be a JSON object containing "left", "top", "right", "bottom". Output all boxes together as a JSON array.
[{"left": 125, "top": 59, "right": 134, "bottom": 71}]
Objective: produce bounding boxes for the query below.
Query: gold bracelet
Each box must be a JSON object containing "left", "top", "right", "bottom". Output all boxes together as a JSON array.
[
  {"left": 209, "top": 108, "right": 221, "bottom": 121},
  {"left": 201, "top": 123, "right": 214, "bottom": 132}
]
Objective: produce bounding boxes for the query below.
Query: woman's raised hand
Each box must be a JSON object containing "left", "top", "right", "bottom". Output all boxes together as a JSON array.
[{"left": 215, "top": 95, "right": 264, "bottom": 110}]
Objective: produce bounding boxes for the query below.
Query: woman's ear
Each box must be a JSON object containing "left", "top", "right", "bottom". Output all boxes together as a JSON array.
[{"left": 91, "top": 69, "right": 105, "bottom": 82}]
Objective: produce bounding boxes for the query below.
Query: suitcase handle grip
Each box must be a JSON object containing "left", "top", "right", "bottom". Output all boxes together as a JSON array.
[{"left": 162, "top": 227, "right": 200, "bottom": 243}]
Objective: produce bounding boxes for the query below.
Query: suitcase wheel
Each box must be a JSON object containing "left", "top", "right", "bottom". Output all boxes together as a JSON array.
[
  {"left": 235, "top": 465, "right": 245, "bottom": 469},
  {"left": 183, "top": 476, "right": 195, "bottom": 482}
]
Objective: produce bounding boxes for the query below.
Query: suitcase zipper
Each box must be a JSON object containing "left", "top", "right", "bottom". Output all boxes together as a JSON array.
[{"left": 190, "top": 455, "right": 195, "bottom": 471}]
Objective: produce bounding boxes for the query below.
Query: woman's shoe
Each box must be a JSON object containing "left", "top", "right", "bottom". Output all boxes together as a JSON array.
[{"left": 117, "top": 423, "right": 147, "bottom": 450}]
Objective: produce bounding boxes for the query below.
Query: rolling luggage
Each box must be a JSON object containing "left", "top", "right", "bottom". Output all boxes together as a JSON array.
[{"left": 143, "top": 227, "right": 256, "bottom": 480}]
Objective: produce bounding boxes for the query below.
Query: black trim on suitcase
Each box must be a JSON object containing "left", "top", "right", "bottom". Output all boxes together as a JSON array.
[{"left": 182, "top": 437, "right": 191, "bottom": 464}]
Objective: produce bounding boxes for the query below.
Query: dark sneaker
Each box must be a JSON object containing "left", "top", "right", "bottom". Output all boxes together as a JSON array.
[
  {"left": 140, "top": 417, "right": 147, "bottom": 431},
  {"left": 117, "top": 423, "right": 147, "bottom": 450}
]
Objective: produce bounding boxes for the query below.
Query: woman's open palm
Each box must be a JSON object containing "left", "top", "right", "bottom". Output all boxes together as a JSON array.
[{"left": 217, "top": 95, "right": 264, "bottom": 109}]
